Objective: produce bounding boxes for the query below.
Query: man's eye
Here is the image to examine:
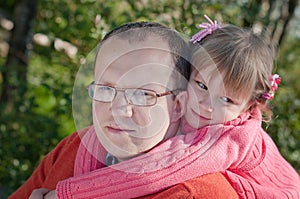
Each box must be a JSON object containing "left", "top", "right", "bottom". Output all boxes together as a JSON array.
[
  {"left": 98, "top": 86, "right": 114, "bottom": 91},
  {"left": 196, "top": 81, "right": 208, "bottom": 90},
  {"left": 97, "top": 86, "right": 114, "bottom": 94},
  {"left": 135, "top": 90, "right": 148, "bottom": 96},
  {"left": 135, "top": 90, "right": 156, "bottom": 97},
  {"left": 221, "top": 96, "right": 234, "bottom": 104}
]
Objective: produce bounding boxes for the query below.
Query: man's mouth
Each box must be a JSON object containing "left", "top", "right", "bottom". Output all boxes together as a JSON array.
[{"left": 106, "top": 125, "right": 135, "bottom": 134}]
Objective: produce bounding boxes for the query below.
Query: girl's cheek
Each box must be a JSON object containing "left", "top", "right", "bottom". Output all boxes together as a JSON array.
[{"left": 187, "top": 83, "right": 200, "bottom": 105}]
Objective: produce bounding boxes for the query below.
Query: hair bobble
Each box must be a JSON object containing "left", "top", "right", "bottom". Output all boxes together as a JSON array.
[
  {"left": 261, "top": 74, "right": 281, "bottom": 100},
  {"left": 190, "top": 15, "right": 221, "bottom": 44}
]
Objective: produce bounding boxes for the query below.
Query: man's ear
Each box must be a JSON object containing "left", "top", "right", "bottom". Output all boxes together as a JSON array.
[{"left": 171, "top": 91, "right": 187, "bottom": 122}]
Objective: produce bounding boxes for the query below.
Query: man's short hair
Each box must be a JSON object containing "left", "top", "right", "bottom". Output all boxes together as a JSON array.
[{"left": 100, "top": 22, "right": 191, "bottom": 89}]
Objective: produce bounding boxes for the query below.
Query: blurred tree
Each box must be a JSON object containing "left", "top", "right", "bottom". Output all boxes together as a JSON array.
[
  {"left": 0, "top": 0, "right": 38, "bottom": 109},
  {"left": 241, "top": 0, "right": 299, "bottom": 47}
]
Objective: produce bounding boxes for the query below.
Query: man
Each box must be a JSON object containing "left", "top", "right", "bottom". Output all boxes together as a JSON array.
[{"left": 10, "top": 22, "right": 238, "bottom": 199}]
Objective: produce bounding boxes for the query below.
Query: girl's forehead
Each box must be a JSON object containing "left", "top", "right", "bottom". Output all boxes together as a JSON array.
[
  {"left": 191, "top": 49, "right": 255, "bottom": 104},
  {"left": 192, "top": 65, "right": 221, "bottom": 83},
  {"left": 192, "top": 67, "right": 250, "bottom": 101}
]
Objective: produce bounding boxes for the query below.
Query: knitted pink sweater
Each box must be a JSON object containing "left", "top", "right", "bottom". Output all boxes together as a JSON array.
[{"left": 57, "top": 108, "right": 300, "bottom": 198}]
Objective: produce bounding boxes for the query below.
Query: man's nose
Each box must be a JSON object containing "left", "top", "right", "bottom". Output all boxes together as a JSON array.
[{"left": 111, "top": 91, "right": 133, "bottom": 117}]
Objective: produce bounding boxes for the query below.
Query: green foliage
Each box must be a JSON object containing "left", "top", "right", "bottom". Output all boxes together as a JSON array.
[
  {"left": 0, "top": 0, "right": 299, "bottom": 197},
  {"left": 0, "top": 105, "right": 61, "bottom": 192},
  {"left": 0, "top": 52, "right": 76, "bottom": 193}
]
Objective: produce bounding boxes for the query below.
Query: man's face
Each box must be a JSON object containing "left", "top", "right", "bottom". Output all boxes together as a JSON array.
[{"left": 92, "top": 36, "right": 181, "bottom": 161}]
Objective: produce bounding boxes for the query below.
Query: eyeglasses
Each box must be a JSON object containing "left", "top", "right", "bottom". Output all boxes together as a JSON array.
[{"left": 87, "top": 81, "right": 178, "bottom": 106}]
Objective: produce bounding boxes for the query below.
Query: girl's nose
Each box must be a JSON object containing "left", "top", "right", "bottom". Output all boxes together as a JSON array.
[{"left": 199, "top": 97, "right": 213, "bottom": 112}]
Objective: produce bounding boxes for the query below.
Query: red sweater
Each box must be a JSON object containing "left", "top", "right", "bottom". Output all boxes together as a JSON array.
[{"left": 9, "top": 129, "right": 238, "bottom": 199}]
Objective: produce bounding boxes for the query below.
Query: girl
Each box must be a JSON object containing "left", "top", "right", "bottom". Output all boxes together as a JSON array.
[{"left": 182, "top": 15, "right": 300, "bottom": 198}]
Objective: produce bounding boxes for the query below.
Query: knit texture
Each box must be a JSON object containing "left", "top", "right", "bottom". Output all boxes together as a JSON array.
[
  {"left": 57, "top": 107, "right": 300, "bottom": 198},
  {"left": 8, "top": 128, "right": 238, "bottom": 199}
]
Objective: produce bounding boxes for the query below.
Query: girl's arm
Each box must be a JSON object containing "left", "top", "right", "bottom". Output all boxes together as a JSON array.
[{"left": 55, "top": 123, "right": 253, "bottom": 199}]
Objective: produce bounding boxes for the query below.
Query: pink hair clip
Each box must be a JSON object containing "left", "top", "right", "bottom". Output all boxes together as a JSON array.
[
  {"left": 190, "top": 15, "right": 221, "bottom": 44},
  {"left": 270, "top": 74, "right": 281, "bottom": 91},
  {"left": 261, "top": 74, "right": 281, "bottom": 100}
]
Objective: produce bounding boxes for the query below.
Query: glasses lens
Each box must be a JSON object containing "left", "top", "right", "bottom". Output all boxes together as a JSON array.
[
  {"left": 126, "top": 89, "right": 157, "bottom": 106},
  {"left": 88, "top": 84, "right": 95, "bottom": 99},
  {"left": 89, "top": 85, "right": 116, "bottom": 102}
]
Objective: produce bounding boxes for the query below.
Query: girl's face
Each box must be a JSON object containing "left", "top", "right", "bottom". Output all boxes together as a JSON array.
[{"left": 184, "top": 68, "right": 251, "bottom": 129}]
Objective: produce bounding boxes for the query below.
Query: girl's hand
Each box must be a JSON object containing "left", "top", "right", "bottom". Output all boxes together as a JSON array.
[
  {"left": 44, "top": 190, "right": 57, "bottom": 199},
  {"left": 29, "top": 188, "right": 50, "bottom": 199}
]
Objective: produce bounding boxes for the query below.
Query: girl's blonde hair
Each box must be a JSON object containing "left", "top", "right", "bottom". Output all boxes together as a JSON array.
[{"left": 192, "top": 25, "right": 276, "bottom": 120}]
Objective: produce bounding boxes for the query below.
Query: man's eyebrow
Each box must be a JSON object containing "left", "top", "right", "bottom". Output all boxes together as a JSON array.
[{"left": 94, "top": 80, "right": 113, "bottom": 86}]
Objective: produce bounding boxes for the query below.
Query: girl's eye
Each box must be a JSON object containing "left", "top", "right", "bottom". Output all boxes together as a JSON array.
[
  {"left": 221, "top": 96, "right": 234, "bottom": 104},
  {"left": 196, "top": 81, "right": 208, "bottom": 90}
]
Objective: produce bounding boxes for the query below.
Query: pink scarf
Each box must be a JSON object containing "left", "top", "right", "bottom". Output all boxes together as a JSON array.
[{"left": 57, "top": 108, "right": 300, "bottom": 199}]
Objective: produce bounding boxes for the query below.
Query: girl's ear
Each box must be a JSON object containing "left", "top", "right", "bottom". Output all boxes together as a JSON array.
[
  {"left": 247, "top": 100, "right": 257, "bottom": 111},
  {"left": 171, "top": 91, "right": 187, "bottom": 122}
]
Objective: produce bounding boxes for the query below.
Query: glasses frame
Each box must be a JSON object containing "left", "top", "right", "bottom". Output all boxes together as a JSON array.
[{"left": 86, "top": 81, "right": 176, "bottom": 106}]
